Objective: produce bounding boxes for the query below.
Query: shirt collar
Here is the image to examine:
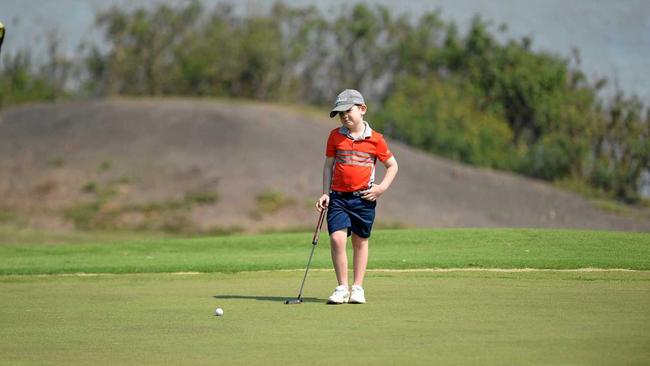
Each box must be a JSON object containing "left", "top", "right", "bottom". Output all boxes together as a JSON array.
[{"left": 339, "top": 121, "right": 373, "bottom": 140}]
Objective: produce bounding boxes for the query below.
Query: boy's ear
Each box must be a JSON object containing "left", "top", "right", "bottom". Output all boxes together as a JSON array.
[{"left": 359, "top": 104, "right": 367, "bottom": 115}]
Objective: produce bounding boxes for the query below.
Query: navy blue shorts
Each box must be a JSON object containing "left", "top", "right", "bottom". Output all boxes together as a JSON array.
[{"left": 327, "top": 192, "right": 377, "bottom": 238}]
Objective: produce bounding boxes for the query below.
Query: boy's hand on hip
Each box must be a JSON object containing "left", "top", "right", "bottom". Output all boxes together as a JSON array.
[
  {"left": 316, "top": 194, "right": 330, "bottom": 212},
  {"left": 361, "top": 185, "right": 385, "bottom": 201}
]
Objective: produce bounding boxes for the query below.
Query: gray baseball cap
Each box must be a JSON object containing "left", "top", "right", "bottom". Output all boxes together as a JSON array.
[{"left": 329, "top": 89, "right": 365, "bottom": 118}]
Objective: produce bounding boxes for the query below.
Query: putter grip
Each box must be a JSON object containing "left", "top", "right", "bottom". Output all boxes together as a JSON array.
[{"left": 311, "top": 209, "right": 327, "bottom": 245}]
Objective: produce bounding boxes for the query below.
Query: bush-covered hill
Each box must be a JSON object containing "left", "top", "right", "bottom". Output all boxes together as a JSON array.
[
  {"left": 1, "top": 2, "right": 647, "bottom": 204},
  {"left": 1, "top": 99, "right": 648, "bottom": 234}
]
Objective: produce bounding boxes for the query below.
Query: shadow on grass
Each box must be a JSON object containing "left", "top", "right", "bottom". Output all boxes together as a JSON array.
[{"left": 213, "top": 295, "right": 323, "bottom": 303}]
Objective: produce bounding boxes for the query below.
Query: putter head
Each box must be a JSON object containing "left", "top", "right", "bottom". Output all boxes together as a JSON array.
[{"left": 284, "top": 298, "right": 302, "bottom": 305}]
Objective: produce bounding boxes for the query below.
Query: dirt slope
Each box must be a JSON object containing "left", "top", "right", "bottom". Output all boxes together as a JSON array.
[{"left": 1, "top": 98, "right": 648, "bottom": 233}]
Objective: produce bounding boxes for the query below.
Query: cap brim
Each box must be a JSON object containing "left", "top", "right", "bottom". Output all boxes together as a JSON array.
[{"left": 329, "top": 104, "right": 354, "bottom": 118}]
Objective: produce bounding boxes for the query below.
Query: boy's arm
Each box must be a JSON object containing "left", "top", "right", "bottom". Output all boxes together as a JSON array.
[
  {"left": 361, "top": 156, "right": 398, "bottom": 201},
  {"left": 317, "top": 157, "right": 335, "bottom": 211}
]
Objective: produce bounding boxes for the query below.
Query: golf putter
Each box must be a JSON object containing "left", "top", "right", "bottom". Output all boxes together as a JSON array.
[{"left": 284, "top": 208, "right": 327, "bottom": 304}]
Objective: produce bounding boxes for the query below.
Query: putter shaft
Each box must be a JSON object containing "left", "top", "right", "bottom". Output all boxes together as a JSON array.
[
  {"left": 287, "top": 208, "right": 327, "bottom": 304},
  {"left": 295, "top": 243, "right": 317, "bottom": 300}
]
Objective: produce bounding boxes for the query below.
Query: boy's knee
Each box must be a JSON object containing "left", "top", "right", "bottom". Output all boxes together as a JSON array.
[
  {"left": 352, "top": 235, "right": 369, "bottom": 249},
  {"left": 330, "top": 230, "right": 347, "bottom": 246}
]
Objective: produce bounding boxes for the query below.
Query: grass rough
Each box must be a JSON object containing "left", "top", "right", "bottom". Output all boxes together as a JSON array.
[{"left": 1, "top": 228, "right": 649, "bottom": 275}]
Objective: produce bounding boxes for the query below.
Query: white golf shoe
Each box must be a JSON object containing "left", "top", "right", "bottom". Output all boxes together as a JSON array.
[
  {"left": 349, "top": 285, "right": 366, "bottom": 304},
  {"left": 327, "top": 285, "right": 350, "bottom": 304}
]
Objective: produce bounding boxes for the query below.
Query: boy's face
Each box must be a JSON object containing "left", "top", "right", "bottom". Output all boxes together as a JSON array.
[{"left": 338, "top": 104, "right": 366, "bottom": 128}]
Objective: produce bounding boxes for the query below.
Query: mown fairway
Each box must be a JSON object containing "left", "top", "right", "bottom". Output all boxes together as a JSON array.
[{"left": 1, "top": 229, "right": 649, "bottom": 365}]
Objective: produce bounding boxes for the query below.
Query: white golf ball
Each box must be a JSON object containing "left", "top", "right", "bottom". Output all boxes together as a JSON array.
[{"left": 215, "top": 307, "right": 224, "bottom": 316}]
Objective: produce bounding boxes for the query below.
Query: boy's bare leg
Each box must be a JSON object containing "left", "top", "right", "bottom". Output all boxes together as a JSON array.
[
  {"left": 351, "top": 233, "right": 369, "bottom": 286},
  {"left": 330, "top": 229, "right": 349, "bottom": 286}
]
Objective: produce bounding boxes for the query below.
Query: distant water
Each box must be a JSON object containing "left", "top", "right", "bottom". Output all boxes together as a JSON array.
[{"left": 1, "top": 0, "right": 649, "bottom": 103}]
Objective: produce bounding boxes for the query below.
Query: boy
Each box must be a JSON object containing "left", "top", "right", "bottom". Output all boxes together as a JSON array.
[{"left": 316, "top": 89, "right": 398, "bottom": 304}]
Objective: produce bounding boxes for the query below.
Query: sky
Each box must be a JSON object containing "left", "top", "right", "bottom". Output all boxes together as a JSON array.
[{"left": 0, "top": 0, "right": 649, "bottom": 102}]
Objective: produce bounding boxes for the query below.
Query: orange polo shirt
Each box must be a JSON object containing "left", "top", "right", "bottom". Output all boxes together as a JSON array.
[{"left": 326, "top": 122, "right": 393, "bottom": 192}]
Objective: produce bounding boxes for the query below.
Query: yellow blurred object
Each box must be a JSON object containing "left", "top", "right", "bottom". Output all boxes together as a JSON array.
[{"left": 0, "top": 21, "right": 4, "bottom": 53}]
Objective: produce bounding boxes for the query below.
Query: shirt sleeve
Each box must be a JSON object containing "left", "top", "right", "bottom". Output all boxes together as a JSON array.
[
  {"left": 326, "top": 131, "right": 336, "bottom": 157},
  {"left": 376, "top": 135, "right": 393, "bottom": 162}
]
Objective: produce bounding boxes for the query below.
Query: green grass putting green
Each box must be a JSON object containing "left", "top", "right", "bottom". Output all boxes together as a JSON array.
[
  {"left": 1, "top": 228, "right": 649, "bottom": 275},
  {"left": 1, "top": 270, "right": 649, "bottom": 365},
  {"left": 2, "top": 228, "right": 649, "bottom": 365}
]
